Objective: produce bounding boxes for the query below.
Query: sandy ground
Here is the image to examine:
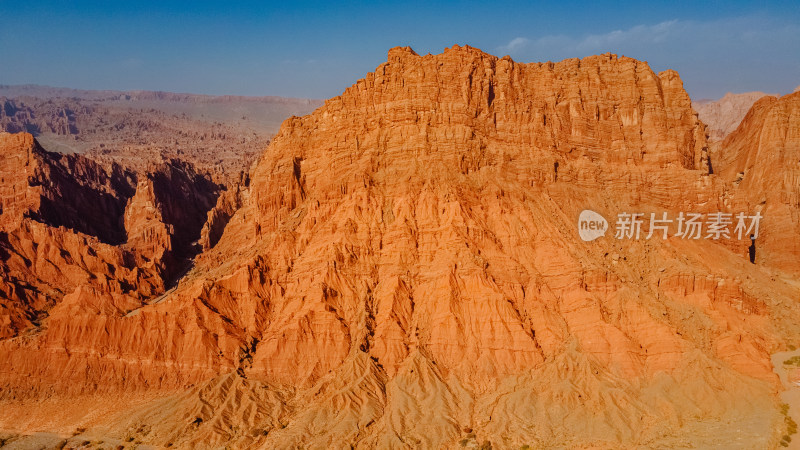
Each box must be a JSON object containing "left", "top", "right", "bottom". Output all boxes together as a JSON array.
[
  {"left": 0, "top": 431, "right": 159, "bottom": 449},
  {"left": 773, "top": 349, "right": 800, "bottom": 449}
]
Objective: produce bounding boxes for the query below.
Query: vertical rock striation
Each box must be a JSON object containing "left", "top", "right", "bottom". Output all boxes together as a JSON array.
[{"left": 0, "top": 47, "right": 798, "bottom": 449}]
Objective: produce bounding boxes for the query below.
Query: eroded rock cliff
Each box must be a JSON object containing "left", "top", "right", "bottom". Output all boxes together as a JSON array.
[
  {"left": 0, "top": 132, "right": 221, "bottom": 341},
  {"left": 1, "top": 47, "right": 799, "bottom": 449}
]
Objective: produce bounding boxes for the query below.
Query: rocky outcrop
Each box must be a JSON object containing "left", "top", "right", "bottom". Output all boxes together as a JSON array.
[
  {"left": 199, "top": 171, "right": 249, "bottom": 251},
  {"left": 0, "top": 132, "right": 222, "bottom": 340},
  {"left": 124, "top": 159, "right": 223, "bottom": 279},
  {"left": 0, "top": 48, "right": 798, "bottom": 449},
  {"left": 0, "top": 132, "right": 135, "bottom": 240},
  {"left": 0, "top": 133, "right": 139, "bottom": 338}
]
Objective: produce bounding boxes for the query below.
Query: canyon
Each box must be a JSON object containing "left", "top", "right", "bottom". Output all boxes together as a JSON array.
[{"left": 0, "top": 46, "right": 799, "bottom": 449}]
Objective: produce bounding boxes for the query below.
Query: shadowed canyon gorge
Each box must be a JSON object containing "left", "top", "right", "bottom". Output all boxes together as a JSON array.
[{"left": 1, "top": 46, "right": 799, "bottom": 449}]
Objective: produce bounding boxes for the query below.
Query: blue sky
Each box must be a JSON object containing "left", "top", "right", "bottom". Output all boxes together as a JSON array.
[{"left": 1, "top": 1, "right": 798, "bottom": 100}]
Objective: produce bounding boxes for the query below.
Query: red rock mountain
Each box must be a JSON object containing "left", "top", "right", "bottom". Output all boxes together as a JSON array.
[{"left": 0, "top": 46, "right": 799, "bottom": 449}]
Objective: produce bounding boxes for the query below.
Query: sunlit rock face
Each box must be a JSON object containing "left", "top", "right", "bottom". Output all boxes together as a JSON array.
[{"left": 1, "top": 47, "right": 799, "bottom": 449}]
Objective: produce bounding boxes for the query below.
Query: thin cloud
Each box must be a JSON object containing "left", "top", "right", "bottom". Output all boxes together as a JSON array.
[
  {"left": 498, "top": 37, "right": 530, "bottom": 53},
  {"left": 575, "top": 20, "right": 678, "bottom": 51},
  {"left": 498, "top": 19, "right": 681, "bottom": 57}
]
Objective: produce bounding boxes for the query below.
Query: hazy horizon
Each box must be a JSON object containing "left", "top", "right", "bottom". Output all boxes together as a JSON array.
[{"left": 1, "top": 1, "right": 798, "bottom": 100}]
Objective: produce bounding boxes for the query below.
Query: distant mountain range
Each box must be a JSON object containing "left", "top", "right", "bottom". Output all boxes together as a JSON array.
[
  {"left": 693, "top": 91, "right": 777, "bottom": 141},
  {"left": 0, "top": 84, "right": 323, "bottom": 182}
]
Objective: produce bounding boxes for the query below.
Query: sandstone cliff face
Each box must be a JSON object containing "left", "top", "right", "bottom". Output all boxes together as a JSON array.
[
  {"left": 199, "top": 171, "right": 249, "bottom": 251},
  {"left": 0, "top": 48, "right": 799, "bottom": 449},
  {"left": 0, "top": 132, "right": 134, "bottom": 239},
  {"left": 0, "top": 132, "right": 146, "bottom": 338},
  {"left": 694, "top": 91, "right": 774, "bottom": 141},
  {"left": 717, "top": 92, "right": 800, "bottom": 273},
  {"left": 0, "top": 132, "right": 221, "bottom": 341},
  {"left": 124, "top": 159, "right": 223, "bottom": 280}
]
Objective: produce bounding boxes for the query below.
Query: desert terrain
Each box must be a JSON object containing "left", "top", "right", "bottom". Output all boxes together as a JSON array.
[{"left": 0, "top": 46, "right": 799, "bottom": 449}]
